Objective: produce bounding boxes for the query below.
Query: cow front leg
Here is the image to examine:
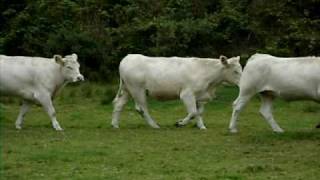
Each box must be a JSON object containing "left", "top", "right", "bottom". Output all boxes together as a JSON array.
[
  {"left": 259, "top": 95, "right": 284, "bottom": 133},
  {"left": 35, "top": 93, "right": 63, "bottom": 131},
  {"left": 15, "top": 100, "right": 30, "bottom": 129},
  {"left": 195, "top": 102, "right": 206, "bottom": 130},
  {"left": 130, "top": 88, "right": 160, "bottom": 128},
  {"left": 176, "top": 90, "right": 198, "bottom": 127},
  {"left": 137, "top": 103, "right": 160, "bottom": 129}
]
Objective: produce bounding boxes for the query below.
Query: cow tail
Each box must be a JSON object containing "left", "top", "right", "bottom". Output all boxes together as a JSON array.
[{"left": 113, "top": 78, "right": 124, "bottom": 104}]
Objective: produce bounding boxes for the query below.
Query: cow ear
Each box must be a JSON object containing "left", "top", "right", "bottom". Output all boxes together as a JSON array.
[
  {"left": 54, "top": 55, "right": 64, "bottom": 66},
  {"left": 232, "top": 56, "right": 240, "bottom": 64},
  {"left": 220, "top": 55, "right": 228, "bottom": 66},
  {"left": 72, "top": 53, "right": 78, "bottom": 60}
]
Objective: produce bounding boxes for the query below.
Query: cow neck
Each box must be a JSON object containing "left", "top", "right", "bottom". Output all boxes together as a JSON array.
[
  {"left": 206, "top": 63, "right": 225, "bottom": 86},
  {"left": 51, "top": 65, "right": 68, "bottom": 99}
]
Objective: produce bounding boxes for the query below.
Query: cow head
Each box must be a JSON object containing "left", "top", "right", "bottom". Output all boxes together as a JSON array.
[
  {"left": 220, "top": 55, "right": 242, "bottom": 86},
  {"left": 54, "top": 53, "right": 84, "bottom": 82}
]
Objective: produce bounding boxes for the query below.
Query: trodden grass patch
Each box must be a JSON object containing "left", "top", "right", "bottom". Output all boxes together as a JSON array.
[{"left": 1, "top": 83, "right": 320, "bottom": 179}]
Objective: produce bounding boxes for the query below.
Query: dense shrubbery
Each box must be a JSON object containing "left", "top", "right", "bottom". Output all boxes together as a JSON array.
[{"left": 0, "top": 0, "right": 319, "bottom": 80}]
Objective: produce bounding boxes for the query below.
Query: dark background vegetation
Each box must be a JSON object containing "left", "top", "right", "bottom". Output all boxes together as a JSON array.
[{"left": 0, "top": 0, "right": 319, "bottom": 81}]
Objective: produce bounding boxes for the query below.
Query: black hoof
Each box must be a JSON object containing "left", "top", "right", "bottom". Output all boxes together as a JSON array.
[
  {"left": 316, "top": 124, "right": 320, "bottom": 128},
  {"left": 175, "top": 122, "right": 183, "bottom": 128}
]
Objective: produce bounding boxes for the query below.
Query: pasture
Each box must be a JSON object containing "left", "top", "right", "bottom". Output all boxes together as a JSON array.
[{"left": 1, "top": 83, "right": 320, "bottom": 179}]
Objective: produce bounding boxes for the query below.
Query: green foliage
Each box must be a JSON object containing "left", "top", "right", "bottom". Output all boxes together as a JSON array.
[{"left": 0, "top": 0, "right": 319, "bottom": 80}]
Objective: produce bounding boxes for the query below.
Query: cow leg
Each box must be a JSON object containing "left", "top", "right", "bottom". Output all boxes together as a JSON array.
[
  {"left": 130, "top": 89, "right": 160, "bottom": 128},
  {"left": 111, "top": 90, "right": 129, "bottom": 128},
  {"left": 176, "top": 90, "right": 198, "bottom": 127},
  {"left": 195, "top": 102, "right": 206, "bottom": 130},
  {"left": 35, "top": 93, "right": 63, "bottom": 131},
  {"left": 317, "top": 87, "right": 320, "bottom": 128},
  {"left": 259, "top": 94, "right": 284, "bottom": 133},
  {"left": 15, "top": 100, "right": 31, "bottom": 129},
  {"left": 229, "top": 95, "right": 252, "bottom": 133}
]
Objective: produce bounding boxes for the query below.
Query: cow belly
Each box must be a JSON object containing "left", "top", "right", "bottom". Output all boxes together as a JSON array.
[
  {"left": 258, "top": 78, "right": 317, "bottom": 101},
  {"left": 280, "top": 93, "right": 314, "bottom": 101},
  {"left": 145, "top": 79, "right": 182, "bottom": 101},
  {"left": 273, "top": 88, "right": 316, "bottom": 101},
  {"left": 147, "top": 89, "right": 179, "bottom": 101}
]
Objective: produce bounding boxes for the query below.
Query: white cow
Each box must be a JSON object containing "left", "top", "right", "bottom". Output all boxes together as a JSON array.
[
  {"left": 0, "top": 54, "right": 84, "bottom": 130},
  {"left": 229, "top": 53, "right": 320, "bottom": 133},
  {"left": 112, "top": 54, "right": 242, "bottom": 129}
]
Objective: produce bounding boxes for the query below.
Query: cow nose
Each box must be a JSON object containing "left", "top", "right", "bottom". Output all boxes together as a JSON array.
[{"left": 77, "top": 75, "right": 84, "bottom": 81}]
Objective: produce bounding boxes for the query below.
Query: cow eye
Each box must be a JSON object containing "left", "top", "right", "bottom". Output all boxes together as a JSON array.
[{"left": 67, "top": 66, "right": 73, "bottom": 70}]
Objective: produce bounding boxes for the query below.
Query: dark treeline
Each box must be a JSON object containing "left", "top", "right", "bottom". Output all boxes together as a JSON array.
[{"left": 0, "top": 0, "right": 319, "bottom": 81}]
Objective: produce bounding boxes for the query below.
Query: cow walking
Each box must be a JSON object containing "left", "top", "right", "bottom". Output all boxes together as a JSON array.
[
  {"left": 0, "top": 54, "right": 84, "bottom": 130},
  {"left": 229, "top": 53, "right": 320, "bottom": 133},
  {"left": 112, "top": 54, "right": 242, "bottom": 129}
]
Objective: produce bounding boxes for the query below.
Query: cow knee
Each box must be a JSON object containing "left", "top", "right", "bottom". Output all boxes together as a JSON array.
[
  {"left": 232, "top": 98, "right": 239, "bottom": 107},
  {"left": 114, "top": 96, "right": 126, "bottom": 105},
  {"left": 113, "top": 103, "right": 123, "bottom": 112},
  {"left": 232, "top": 97, "right": 243, "bottom": 109},
  {"left": 233, "top": 96, "right": 251, "bottom": 111},
  {"left": 232, "top": 102, "right": 242, "bottom": 112}
]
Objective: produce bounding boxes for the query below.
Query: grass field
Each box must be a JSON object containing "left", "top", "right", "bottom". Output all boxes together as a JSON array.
[{"left": 1, "top": 83, "right": 320, "bottom": 180}]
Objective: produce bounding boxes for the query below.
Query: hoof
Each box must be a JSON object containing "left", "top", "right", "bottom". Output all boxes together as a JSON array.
[
  {"left": 229, "top": 128, "right": 238, "bottom": 133},
  {"left": 175, "top": 122, "right": 184, "bottom": 128},
  {"left": 273, "top": 128, "right": 284, "bottom": 133},
  {"left": 196, "top": 123, "right": 207, "bottom": 130},
  {"left": 199, "top": 126, "right": 207, "bottom": 130},
  {"left": 152, "top": 125, "right": 160, "bottom": 129},
  {"left": 54, "top": 127, "right": 64, "bottom": 131},
  {"left": 111, "top": 124, "right": 119, "bottom": 129}
]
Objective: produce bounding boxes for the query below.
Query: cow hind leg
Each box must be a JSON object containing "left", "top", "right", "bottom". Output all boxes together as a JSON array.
[
  {"left": 229, "top": 95, "right": 252, "bottom": 133},
  {"left": 259, "top": 92, "right": 284, "bottom": 133},
  {"left": 176, "top": 90, "right": 198, "bottom": 127},
  {"left": 15, "top": 100, "right": 31, "bottom": 129},
  {"left": 111, "top": 90, "right": 129, "bottom": 128},
  {"left": 130, "top": 88, "right": 160, "bottom": 128}
]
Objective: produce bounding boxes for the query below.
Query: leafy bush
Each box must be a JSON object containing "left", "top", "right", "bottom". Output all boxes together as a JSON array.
[{"left": 1, "top": 0, "right": 319, "bottom": 81}]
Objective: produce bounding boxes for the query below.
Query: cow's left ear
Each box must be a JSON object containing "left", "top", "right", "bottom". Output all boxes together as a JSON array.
[
  {"left": 72, "top": 53, "right": 78, "bottom": 60},
  {"left": 220, "top": 55, "right": 228, "bottom": 66},
  {"left": 54, "top": 55, "right": 65, "bottom": 66}
]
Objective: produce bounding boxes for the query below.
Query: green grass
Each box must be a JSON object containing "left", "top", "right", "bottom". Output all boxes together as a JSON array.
[{"left": 1, "top": 83, "right": 320, "bottom": 180}]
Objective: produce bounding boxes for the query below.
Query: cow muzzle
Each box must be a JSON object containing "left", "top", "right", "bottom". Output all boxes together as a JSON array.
[{"left": 75, "top": 74, "right": 85, "bottom": 82}]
